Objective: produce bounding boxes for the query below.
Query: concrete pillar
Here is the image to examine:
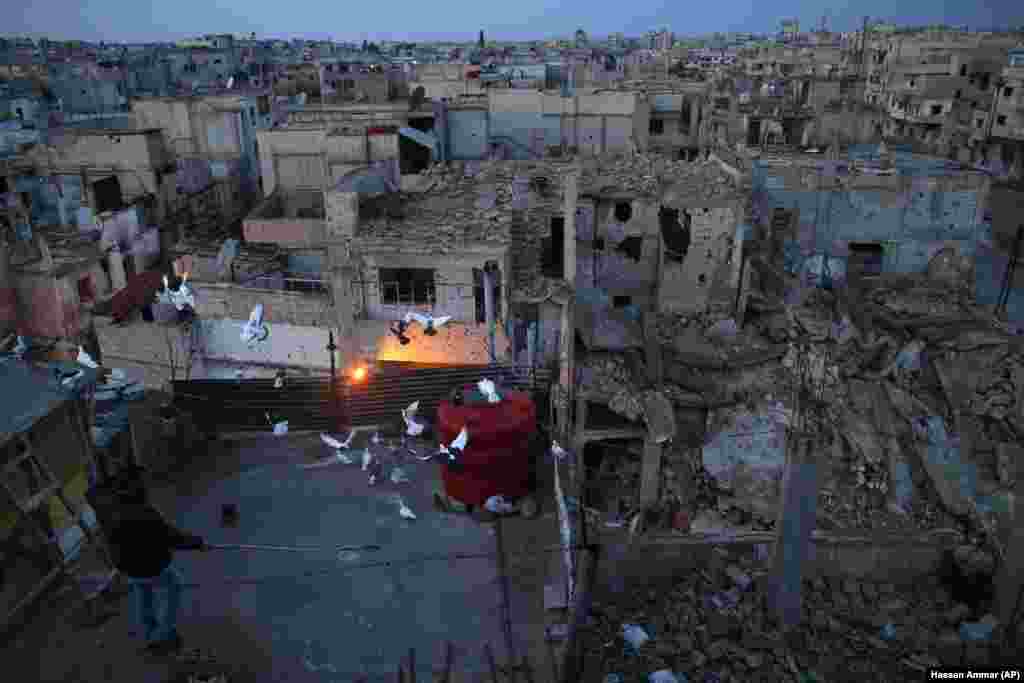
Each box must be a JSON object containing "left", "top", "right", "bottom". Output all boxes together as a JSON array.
[
  {"left": 483, "top": 263, "right": 497, "bottom": 363},
  {"left": 107, "top": 245, "right": 127, "bottom": 293},
  {"left": 562, "top": 170, "right": 578, "bottom": 284},
  {"left": 326, "top": 190, "right": 359, "bottom": 240}
]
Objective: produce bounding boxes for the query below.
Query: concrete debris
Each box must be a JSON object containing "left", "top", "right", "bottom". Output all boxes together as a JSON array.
[{"left": 583, "top": 546, "right": 1009, "bottom": 681}]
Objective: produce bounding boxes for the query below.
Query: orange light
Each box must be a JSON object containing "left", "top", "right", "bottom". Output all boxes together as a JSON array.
[{"left": 351, "top": 366, "right": 368, "bottom": 382}]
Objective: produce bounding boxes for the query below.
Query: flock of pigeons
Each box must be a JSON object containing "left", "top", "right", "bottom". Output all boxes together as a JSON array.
[{"left": 389, "top": 312, "right": 453, "bottom": 346}]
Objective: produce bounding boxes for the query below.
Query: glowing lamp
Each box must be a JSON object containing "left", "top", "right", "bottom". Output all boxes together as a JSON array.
[{"left": 351, "top": 366, "right": 368, "bottom": 382}]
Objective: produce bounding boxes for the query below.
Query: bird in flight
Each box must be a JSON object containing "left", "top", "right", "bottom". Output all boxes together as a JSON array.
[
  {"left": 302, "top": 432, "right": 356, "bottom": 466},
  {"left": 403, "top": 312, "right": 452, "bottom": 336},
  {"left": 477, "top": 378, "right": 501, "bottom": 403},
  {"left": 77, "top": 346, "right": 99, "bottom": 369},
  {"left": 389, "top": 318, "right": 411, "bottom": 345},
  {"left": 419, "top": 427, "right": 468, "bottom": 470},
  {"left": 398, "top": 498, "right": 417, "bottom": 520},
  {"left": 361, "top": 448, "right": 374, "bottom": 471},
  {"left": 402, "top": 401, "right": 426, "bottom": 436}
]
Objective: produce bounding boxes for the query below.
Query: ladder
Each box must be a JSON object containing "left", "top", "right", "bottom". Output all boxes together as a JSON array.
[{"left": 1, "top": 432, "right": 114, "bottom": 630}]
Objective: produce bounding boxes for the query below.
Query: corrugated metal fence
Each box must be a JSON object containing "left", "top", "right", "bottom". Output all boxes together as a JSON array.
[{"left": 171, "top": 362, "right": 552, "bottom": 433}]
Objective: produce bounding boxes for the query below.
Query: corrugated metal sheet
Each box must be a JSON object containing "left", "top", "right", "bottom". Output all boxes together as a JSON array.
[{"left": 171, "top": 362, "right": 551, "bottom": 431}]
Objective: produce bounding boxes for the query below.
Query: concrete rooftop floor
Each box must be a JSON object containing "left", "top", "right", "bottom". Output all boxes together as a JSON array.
[{"left": 2, "top": 431, "right": 560, "bottom": 683}]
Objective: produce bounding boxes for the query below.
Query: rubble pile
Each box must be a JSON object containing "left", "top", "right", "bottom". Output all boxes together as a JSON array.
[{"left": 580, "top": 544, "right": 1014, "bottom": 683}]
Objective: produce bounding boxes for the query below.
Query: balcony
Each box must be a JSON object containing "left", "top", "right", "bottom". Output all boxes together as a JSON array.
[{"left": 242, "top": 190, "right": 326, "bottom": 247}]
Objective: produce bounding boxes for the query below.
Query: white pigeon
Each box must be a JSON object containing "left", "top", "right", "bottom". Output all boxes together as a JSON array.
[
  {"left": 13, "top": 336, "right": 27, "bottom": 356},
  {"left": 485, "top": 495, "right": 516, "bottom": 515},
  {"left": 401, "top": 401, "right": 425, "bottom": 436},
  {"left": 361, "top": 448, "right": 373, "bottom": 471},
  {"left": 168, "top": 275, "right": 196, "bottom": 311},
  {"left": 398, "top": 499, "right": 417, "bottom": 520},
  {"left": 477, "top": 378, "right": 500, "bottom": 403},
  {"left": 274, "top": 373, "right": 285, "bottom": 389},
  {"left": 77, "top": 346, "right": 99, "bottom": 369},
  {"left": 241, "top": 304, "right": 270, "bottom": 345},
  {"left": 551, "top": 440, "right": 569, "bottom": 461},
  {"left": 319, "top": 432, "right": 355, "bottom": 464},
  {"left": 420, "top": 426, "right": 469, "bottom": 465},
  {"left": 61, "top": 369, "right": 84, "bottom": 387},
  {"left": 403, "top": 312, "right": 452, "bottom": 336},
  {"left": 371, "top": 431, "right": 382, "bottom": 446}
]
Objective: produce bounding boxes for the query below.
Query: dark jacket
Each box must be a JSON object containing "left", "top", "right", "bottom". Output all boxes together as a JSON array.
[{"left": 106, "top": 503, "right": 204, "bottom": 578}]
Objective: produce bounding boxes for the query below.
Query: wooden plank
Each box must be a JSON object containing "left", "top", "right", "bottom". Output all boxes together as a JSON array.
[{"left": 638, "top": 437, "right": 663, "bottom": 508}]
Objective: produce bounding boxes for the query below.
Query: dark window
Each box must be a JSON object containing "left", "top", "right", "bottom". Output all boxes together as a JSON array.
[
  {"left": 92, "top": 176, "right": 123, "bottom": 213},
  {"left": 959, "top": 64, "right": 967, "bottom": 77},
  {"left": 930, "top": 105, "right": 943, "bottom": 116},
  {"left": 0, "top": 177, "right": 7, "bottom": 194},
  {"left": 649, "top": 118, "right": 664, "bottom": 135},
  {"left": 660, "top": 207, "right": 690, "bottom": 263},
  {"left": 997, "top": 115, "right": 1007, "bottom": 125},
  {"left": 614, "top": 201, "right": 632, "bottom": 223},
  {"left": 1005, "top": 87, "right": 1015, "bottom": 98},
  {"left": 954, "top": 90, "right": 961, "bottom": 99},
  {"left": 379, "top": 268, "right": 435, "bottom": 305},
  {"left": 615, "top": 236, "right": 644, "bottom": 261},
  {"left": 542, "top": 217, "right": 565, "bottom": 278},
  {"left": 613, "top": 295, "right": 632, "bottom": 308},
  {"left": 848, "top": 242, "right": 884, "bottom": 276},
  {"left": 980, "top": 74, "right": 990, "bottom": 91},
  {"left": 472, "top": 266, "right": 502, "bottom": 324}
]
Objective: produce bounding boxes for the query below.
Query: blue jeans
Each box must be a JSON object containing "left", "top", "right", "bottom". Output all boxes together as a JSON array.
[{"left": 127, "top": 565, "right": 183, "bottom": 644}]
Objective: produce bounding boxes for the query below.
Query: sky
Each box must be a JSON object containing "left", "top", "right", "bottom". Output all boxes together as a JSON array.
[{"left": 6, "top": 0, "right": 1024, "bottom": 43}]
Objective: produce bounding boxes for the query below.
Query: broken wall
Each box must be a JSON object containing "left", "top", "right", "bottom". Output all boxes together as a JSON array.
[{"left": 659, "top": 205, "right": 739, "bottom": 313}]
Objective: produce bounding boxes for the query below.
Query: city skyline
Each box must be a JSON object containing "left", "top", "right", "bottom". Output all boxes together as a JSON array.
[{"left": 6, "top": 0, "right": 1024, "bottom": 44}]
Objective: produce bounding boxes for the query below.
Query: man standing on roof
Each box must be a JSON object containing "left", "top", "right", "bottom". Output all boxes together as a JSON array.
[{"left": 103, "top": 466, "right": 208, "bottom": 655}]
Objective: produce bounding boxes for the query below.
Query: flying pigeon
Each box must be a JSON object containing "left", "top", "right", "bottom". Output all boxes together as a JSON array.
[
  {"left": 274, "top": 370, "right": 286, "bottom": 389},
  {"left": 420, "top": 427, "right": 468, "bottom": 469},
  {"left": 77, "top": 346, "right": 99, "bottom": 369},
  {"left": 361, "top": 448, "right": 373, "bottom": 471},
  {"left": 398, "top": 499, "right": 417, "bottom": 520},
  {"left": 367, "top": 459, "right": 385, "bottom": 485},
  {"left": 389, "top": 319, "right": 411, "bottom": 345},
  {"left": 61, "top": 369, "right": 85, "bottom": 387},
  {"left": 403, "top": 312, "right": 452, "bottom": 336},
  {"left": 402, "top": 401, "right": 425, "bottom": 436},
  {"left": 167, "top": 273, "right": 196, "bottom": 311},
  {"left": 226, "top": 76, "right": 235, "bottom": 89},
  {"left": 241, "top": 304, "right": 270, "bottom": 346},
  {"left": 477, "top": 378, "right": 501, "bottom": 403},
  {"left": 314, "top": 432, "right": 355, "bottom": 465},
  {"left": 13, "top": 335, "right": 28, "bottom": 356}
]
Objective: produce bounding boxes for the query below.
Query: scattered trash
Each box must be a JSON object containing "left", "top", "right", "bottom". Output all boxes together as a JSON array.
[
  {"left": 959, "top": 615, "right": 998, "bottom": 642},
  {"left": 621, "top": 624, "right": 650, "bottom": 650},
  {"left": 707, "top": 318, "right": 738, "bottom": 338},
  {"left": 484, "top": 495, "right": 516, "bottom": 515},
  {"left": 649, "top": 671, "right": 683, "bottom": 683},
  {"left": 725, "top": 566, "right": 752, "bottom": 591},
  {"left": 879, "top": 622, "right": 897, "bottom": 641},
  {"left": 389, "top": 467, "right": 409, "bottom": 484}
]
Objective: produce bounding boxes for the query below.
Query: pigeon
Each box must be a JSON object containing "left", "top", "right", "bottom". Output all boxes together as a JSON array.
[
  {"left": 274, "top": 370, "right": 285, "bottom": 389},
  {"left": 477, "top": 378, "right": 501, "bottom": 403},
  {"left": 314, "top": 432, "right": 355, "bottom": 465},
  {"left": 551, "top": 441, "right": 570, "bottom": 462},
  {"left": 361, "top": 448, "right": 373, "bottom": 471},
  {"left": 76, "top": 346, "right": 99, "bottom": 369},
  {"left": 389, "top": 319, "right": 411, "bottom": 345},
  {"left": 167, "top": 273, "right": 196, "bottom": 311},
  {"left": 241, "top": 304, "right": 270, "bottom": 346},
  {"left": 370, "top": 431, "right": 382, "bottom": 446},
  {"left": 398, "top": 499, "right": 417, "bottom": 520},
  {"left": 419, "top": 427, "right": 468, "bottom": 468},
  {"left": 60, "top": 369, "right": 84, "bottom": 387},
  {"left": 403, "top": 312, "right": 452, "bottom": 336},
  {"left": 401, "top": 401, "right": 425, "bottom": 436},
  {"left": 367, "top": 459, "right": 385, "bottom": 485},
  {"left": 13, "top": 335, "right": 27, "bottom": 356}
]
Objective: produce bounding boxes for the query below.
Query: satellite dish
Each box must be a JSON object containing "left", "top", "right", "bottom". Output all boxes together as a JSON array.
[
  {"left": 226, "top": 76, "right": 234, "bottom": 89},
  {"left": 409, "top": 85, "right": 425, "bottom": 111}
]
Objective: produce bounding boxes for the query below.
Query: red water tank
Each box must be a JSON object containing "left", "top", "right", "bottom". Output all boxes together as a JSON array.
[{"left": 436, "top": 385, "right": 537, "bottom": 506}]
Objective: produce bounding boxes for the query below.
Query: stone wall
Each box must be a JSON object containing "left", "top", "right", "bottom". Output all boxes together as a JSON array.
[
  {"left": 191, "top": 282, "right": 331, "bottom": 327},
  {"left": 660, "top": 206, "right": 739, "bottom": 313}
]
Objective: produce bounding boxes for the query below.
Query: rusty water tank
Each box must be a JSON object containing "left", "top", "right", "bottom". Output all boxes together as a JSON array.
[{"left": 436, "top": 383, "right": 537, "bottom": 506}]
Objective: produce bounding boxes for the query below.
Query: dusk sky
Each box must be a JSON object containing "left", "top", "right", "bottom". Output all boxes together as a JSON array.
[{"left": 6, "top": 0, "right": 1024, "bottom": 43}]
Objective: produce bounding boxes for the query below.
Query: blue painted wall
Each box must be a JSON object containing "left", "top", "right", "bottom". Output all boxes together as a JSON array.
[
  {"left": 486, "top": 111, "right": 559, "bottom": 160},
  {"left": 447, "top": 109, "right": 488, "bottom": 160}
]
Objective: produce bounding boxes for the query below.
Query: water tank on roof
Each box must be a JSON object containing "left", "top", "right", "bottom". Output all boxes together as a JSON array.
[{"left": 435, "top": 383, "right": 537, "bottom": 506}]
